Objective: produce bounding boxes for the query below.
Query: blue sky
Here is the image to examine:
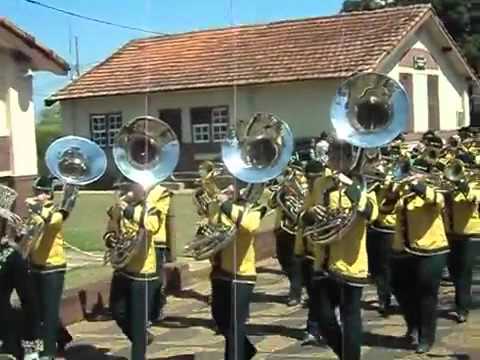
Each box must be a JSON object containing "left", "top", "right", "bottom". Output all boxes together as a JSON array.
[{"left": 2, "top": 0, "right": 344, "bottom": 113}]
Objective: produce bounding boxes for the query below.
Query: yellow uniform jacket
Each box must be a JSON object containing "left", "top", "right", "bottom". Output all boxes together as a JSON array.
[
  {"left": 148, "top": 185, "right": 172, "bottom": 248},
  {"left": 385, "top": 185, "right": 450, "bottom": 255},
  {"left": 29, "top": 199, "right": 67, "bottom": 272},
  {"left": 445, "top": 182, "right": 480, "bottom": 237},
  {"left": 209, "top": 202, "right": 263, "bottom": 283},
  {"left": 106, "top": 195, "right": 163, "bottom": 280},
  {"left": 375, "top": 181, "right": 397, "bottom": 231},
  {"left": 296, "top": 175, "right": 378, "bottom": 285}
]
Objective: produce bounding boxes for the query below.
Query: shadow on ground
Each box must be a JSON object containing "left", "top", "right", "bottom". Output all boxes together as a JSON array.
[{"left": 65, "top": 344, "right": 124, "bottom": 359}]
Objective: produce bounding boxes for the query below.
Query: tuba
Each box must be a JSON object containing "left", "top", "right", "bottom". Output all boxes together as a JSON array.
[
  {"left": 105, "top": 116, "right": 179, "bottom": 269},
  {"left": 18, "top": 136, "right": 107, "bottom": 257},
  {"left": 302, "top": 72, "right": 409, "bottom": 244},
  {"left": 185, "top": 113, "right": 293, "bottom": 260}
]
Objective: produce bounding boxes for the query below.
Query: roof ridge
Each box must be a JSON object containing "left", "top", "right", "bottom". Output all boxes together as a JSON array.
[{"left": 132, "top": 4, "right": 432, "bottom": 44}]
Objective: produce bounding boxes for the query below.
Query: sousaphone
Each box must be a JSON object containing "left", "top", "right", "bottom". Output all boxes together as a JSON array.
[{"left": 105, "top": 116, "right": 179, "bottom": 269}]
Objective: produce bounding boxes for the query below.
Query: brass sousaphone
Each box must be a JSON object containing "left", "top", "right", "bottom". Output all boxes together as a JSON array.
[
  {"left": 106, "top": 116, "right": 179, "bottom": 269},
  {"left": 185, "top": 113, "right": 294, "bottom": 260},
  {"left": 16, "top": 136, "right": 107, "bottom": 257},
  {"left": 302, "top": 72, "right": 410, "bottom": 244}
]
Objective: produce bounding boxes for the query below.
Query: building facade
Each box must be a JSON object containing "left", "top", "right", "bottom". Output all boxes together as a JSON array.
[
  {"left": 0, "top": 18, "right": 69, "bottom": 211},
  {"left": 50, "top": 5, "right": 477, "bottom": 180}
]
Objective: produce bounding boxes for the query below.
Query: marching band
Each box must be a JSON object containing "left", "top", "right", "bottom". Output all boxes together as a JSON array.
[{"left": 0, "top": 72, "right": 479, "bottom": 360}]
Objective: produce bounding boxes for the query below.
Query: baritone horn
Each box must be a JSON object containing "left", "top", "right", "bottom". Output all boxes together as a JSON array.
[
  {"left": 185, "top": 113, "right": 294, "bottom": 260},
  {"left": 105, "top": 116, "right": 179, "bottom": 269}
]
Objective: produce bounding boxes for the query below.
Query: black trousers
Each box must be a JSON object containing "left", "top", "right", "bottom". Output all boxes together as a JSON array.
[
  {"left": 311, "top": 277, "right": 363, "bottom": 360},
  {"left": 366, "top": 229, "right": 392, "bottom": 307},
  {"left": 390, "top": 253, "right": 447, "bottom": 347},
  {"left": 302, "top": 258, "right": 317, "bottom": 333},
  {"left": 447, "top": 236, "right": 474, "bottom": 316},
  {"left": 109, "top": 272, "right": 156, "bottom": 360},
  {"left": 275, "top": 229, "right": 302, "bottom": 299},
  {"left": 211, "top": 278, "right": 256, "bottom": 360},
  {"left": 0, "top": 246, "right": 41, "bottom": 357},
  {"left": 31, "top": 269, "right": 65, "bottom": 357},
  {"left": 151, "top": 246, "right": 168, "bottom": 321}
]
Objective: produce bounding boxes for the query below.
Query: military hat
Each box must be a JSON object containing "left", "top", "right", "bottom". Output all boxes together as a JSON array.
[
  {"left": 32, "top": 176, "right": 60, "bottom": 193},
  {"left": 305, "top": 160, "right": 324, "bottom": 177}
]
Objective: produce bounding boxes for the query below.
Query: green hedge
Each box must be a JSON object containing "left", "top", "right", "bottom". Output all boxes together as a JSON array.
[{"left": 36, "top": 123, "right": 62, "bottom": 176}]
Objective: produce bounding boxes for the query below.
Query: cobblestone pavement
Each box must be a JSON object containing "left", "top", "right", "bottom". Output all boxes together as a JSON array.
[{"left": 65, "top": 258, "right": 480, "bottom": 360}]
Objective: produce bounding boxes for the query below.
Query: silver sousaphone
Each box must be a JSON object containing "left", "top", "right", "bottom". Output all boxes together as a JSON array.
[
  {"left": 106, "top": 115, "right": 179, "bottom": 269},
  {"left": 222, "top": 113, "right": 294, "bottom": 184},
  {"left": 303, "top": 72, "right": 410, "bottom": 245},
  {"left": 14, "top": 136, "right": 107, "bottom": 257},
  {"left": 185, "top": 113, "right": 294, "bottom": 260}
]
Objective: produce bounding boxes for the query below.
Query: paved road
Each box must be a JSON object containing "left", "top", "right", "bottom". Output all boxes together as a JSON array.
[{"left": 65, "top": 258, "right": 480, "bottom": 360}]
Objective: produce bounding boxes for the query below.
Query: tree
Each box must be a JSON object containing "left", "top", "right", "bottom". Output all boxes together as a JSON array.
[
  {"left": 36, "top": 104, "right": 62, "bottom": 175},
  {"left": 341, "top": 0, "right": 480, "bottom": 72},
  {"left": 38, "top": 103, "right": 62, "bottom": 125}
]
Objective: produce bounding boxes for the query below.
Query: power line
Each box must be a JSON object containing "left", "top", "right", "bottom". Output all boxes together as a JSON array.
[{"left": 25, "top": 0, "right": 166, "bottom": 35}]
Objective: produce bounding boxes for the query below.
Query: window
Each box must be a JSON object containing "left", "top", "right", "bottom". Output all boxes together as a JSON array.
[
  {"left": 108, "top": 114, "right": 123, "bottom": 147},
  {"left": 91, "top": 115, "right": 107, "bottom": 147},
  {"left": 190, "top": 106, "right": 229, "bottom": 144},
  {"left": 90, "top": 113, "right": 122, "bottom": 148},
  {"left": 211, "top": 107, "right": 229, "bottom": 142},
  {"left": 192, "top": 124, "right": 210, "bottom": 143}
]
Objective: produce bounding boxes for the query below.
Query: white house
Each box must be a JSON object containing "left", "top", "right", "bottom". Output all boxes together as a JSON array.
[
  {"left": 47, "top": 5, "right": 477, "bottom": 177},
  {"left": 0, "top": 18, "right": 69, "bottom": 210}
]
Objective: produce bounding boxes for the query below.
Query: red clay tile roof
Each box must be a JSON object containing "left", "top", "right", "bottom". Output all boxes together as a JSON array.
[
  {"left": 0, "top": 17, "right": 69, "bottom": 72},
  {"left": 49, "top": 5, "right": 432, "bottom": 102}
]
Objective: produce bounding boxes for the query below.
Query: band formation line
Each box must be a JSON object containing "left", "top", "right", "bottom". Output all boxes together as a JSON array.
[{"left": 0, "top": 73, "right": 478, "bottom": 360}]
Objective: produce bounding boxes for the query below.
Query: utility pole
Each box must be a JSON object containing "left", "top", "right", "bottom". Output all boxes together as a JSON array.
[{"left": 74, "top": 36, "right": 80, "bottom": 79}]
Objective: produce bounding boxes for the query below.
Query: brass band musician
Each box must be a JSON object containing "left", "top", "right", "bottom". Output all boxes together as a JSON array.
[
  {"left": 298, "top": 142, "right": 379, "bottom": 360},
  {"left": 268, "top": 159, "right": 306, "bottom": 307},
  {"left": 381, "top": 156, "right": 449, "bottom": 354},
  {"left": 28, "top": 176, "right": 78, "bottom": 360},
  {"left": 0, "top": 184, "right": 43, "bottom": 360},
  {"left": 104, "top": 180, "right": 163, "bottom": 360}
]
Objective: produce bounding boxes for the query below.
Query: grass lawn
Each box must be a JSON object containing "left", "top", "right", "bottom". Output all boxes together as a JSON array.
[
  {"left": 63, "top": 190, "right": 276, "bottom": 254},
  {"left": 63, "top": 192, "right": 113, "bottom": 251},
  {"left": 61, "top": 190, "right": 276, "bottom": 288}
]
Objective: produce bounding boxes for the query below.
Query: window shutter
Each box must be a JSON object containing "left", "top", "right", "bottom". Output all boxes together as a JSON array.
[
  {"left": 427, "top": 75, "right": 440, "bottom": 130},
  {"left": 399, "top": 73, "right": 414, "bottom": 132}
]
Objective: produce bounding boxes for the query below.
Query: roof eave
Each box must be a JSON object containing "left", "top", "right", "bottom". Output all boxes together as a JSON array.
[
  {"left": 0, "top": 18, "right": 70, "bottom": 74},
  {"left": 46, "top": 73, "right": 355, "bottom": 104}
]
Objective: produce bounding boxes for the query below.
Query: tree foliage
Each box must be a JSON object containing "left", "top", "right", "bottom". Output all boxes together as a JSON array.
[
  {"left": 341, "top": 0, "right": 479, "bottom": 72},
  {"left": 36, "top": 104, "right": 62, "bottom": 176}
]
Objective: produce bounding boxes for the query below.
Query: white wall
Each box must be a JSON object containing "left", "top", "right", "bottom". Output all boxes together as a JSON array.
[
  {"left": 381, "top": 24, "right": 470, "bottom": 132},
  {"left": 0, "top": 50, "right": 38, "bottom": 177},
  {"left": 60, "top": 79, "right": 340, "bottom": 142}
]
